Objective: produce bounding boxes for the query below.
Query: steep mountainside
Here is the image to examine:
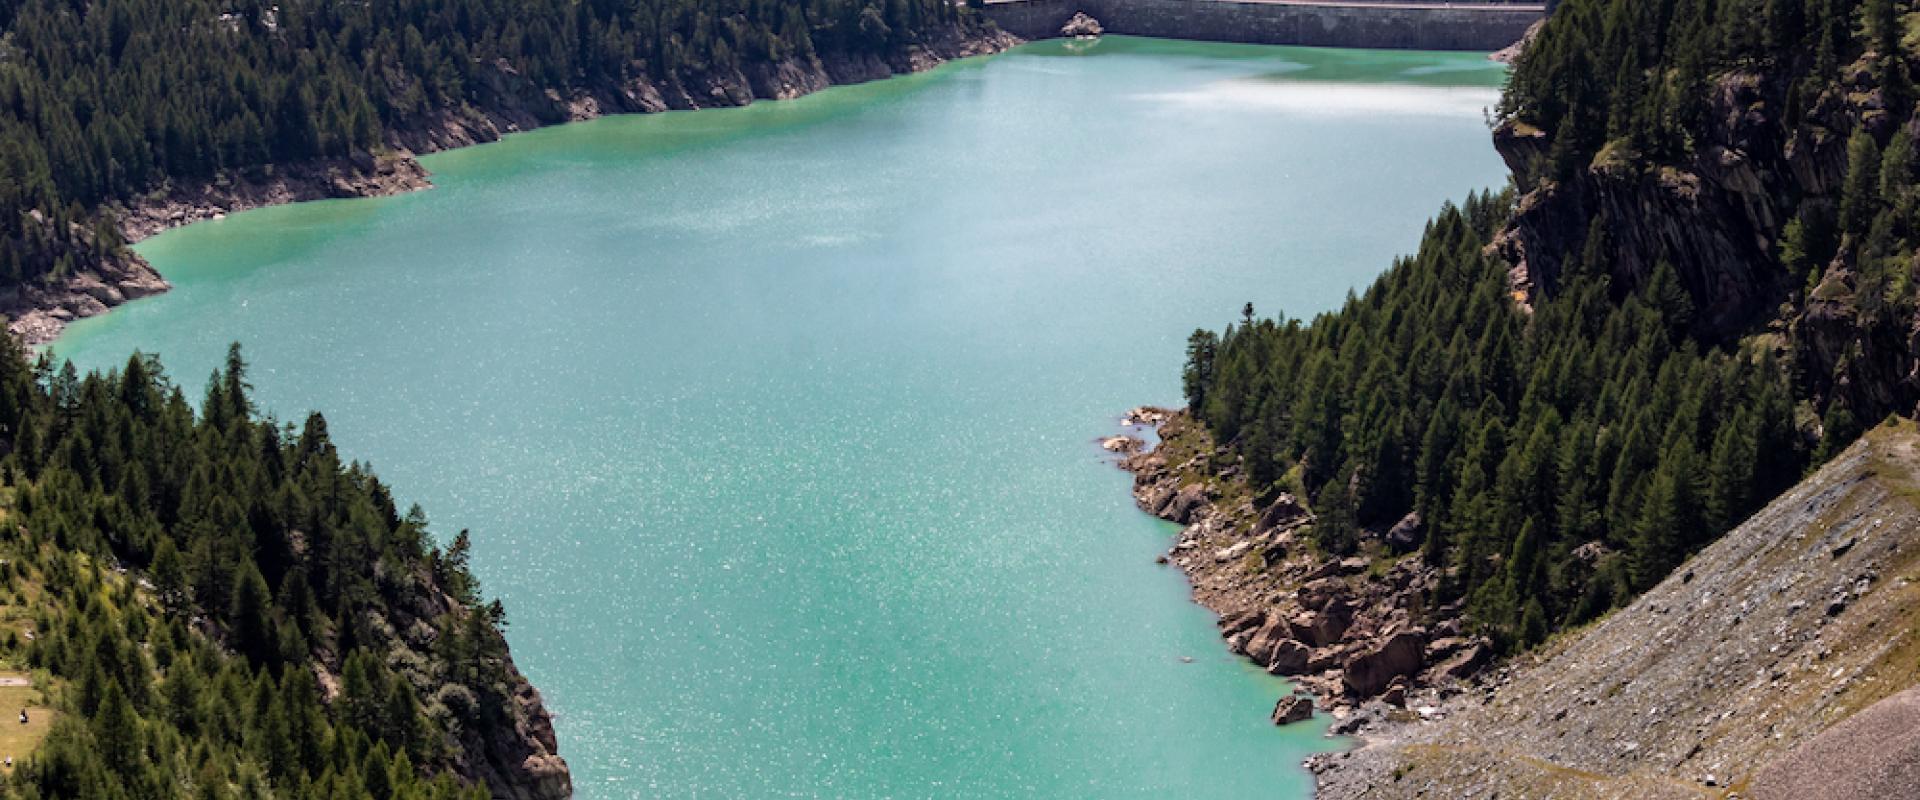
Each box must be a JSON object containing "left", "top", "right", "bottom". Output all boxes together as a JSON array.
[
  {"left": 1147, "top": 0, "right": 1920, "bottom": 789},
  {"left": 1313, "top": 419, "right": 1920, "bottom": 798},
  {"left": 0, "top": 343, "right": 567, "bottom": 799},
  {"left": 1496, "top": 0, "right": 1920, "bottom": 432}
]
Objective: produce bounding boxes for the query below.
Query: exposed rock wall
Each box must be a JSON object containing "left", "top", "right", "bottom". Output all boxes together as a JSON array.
[
  {"left": 984, "top": 0, "right": 1544, "bottom": 52},
  {"left": 363, "top": 564, "right": 574, "bottom": 800},
  {"left": 1492, "top": 69, "right": 1852, "bottom": 335},
  {"left": 1494, "top": 63, "right": 1920, "bottom": 421}
]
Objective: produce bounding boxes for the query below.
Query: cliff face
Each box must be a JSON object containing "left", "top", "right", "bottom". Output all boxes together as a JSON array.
[
  {"left": 371, "top": 564, "right": 573, "bottom": 800},
  {"left": 381, "top": 25, "right": 1018, "bottom": 152},
  {"left": 1495, "top": 59, "right": 1917, "bottom": 420},
  {"left": 1314, "top": 420, "right": 1920, "bottom": 798},
  {"left": 4, "top": 25, "right": 1018, "bottom": 346}
]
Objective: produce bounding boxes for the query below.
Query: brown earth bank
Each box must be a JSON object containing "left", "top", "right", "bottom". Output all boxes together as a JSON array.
[
  {"left": 1304, "top": 419, "right": 1920, "bottom": 799},
  {"left": 1, "top": 25, "right": 1019, "bottom": 347},
  {"left": 1118, "top": 408, "right": 1496, "bottom": 729}
]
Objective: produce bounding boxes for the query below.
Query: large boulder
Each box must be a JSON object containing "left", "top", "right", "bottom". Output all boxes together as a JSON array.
[
  {"left": 1160, "top": 484, "right": 1210, "bottom": 524},
  {"left": 1218, "top": 609, "right": 1266, "bottom": 638},
  {"left": 1343, "top": 631, "right": 1426, "bottom": 697},
  {"left": 1213, "top": 540, "right": 1253, "bottom": 563},
  {"left": 1384, "top": 511, "right": 1425, "bottom": 551},
  {"left": 1255, "top": 493, "right": 1312, "bottom": 534},
  {"left": 1242, "top": 620, "right": 1291, "bottom": 663},
  {"left": 1295, "top": 577, "right": 1349, "bottom": 610},
  {"left": 1307, "top": 646, "right": 1346, "bottom": 674},
  {"left": 1272, "top": 694, "right": 1314, "bottom": 725},
  {"left": 1287, "top": 599, "right": 1353, "bottom": 647},
  {"left": 1432, "top": 641, "right": 1491, "bottom": 680},
  {"left": 1263, "top": 639, "right": 1312, "bottom": 675}
]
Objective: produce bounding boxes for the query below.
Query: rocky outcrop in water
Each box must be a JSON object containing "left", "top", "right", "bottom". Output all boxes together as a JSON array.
[{"left": 1272, "top": 694, "right": 1315, "bottom": 725}]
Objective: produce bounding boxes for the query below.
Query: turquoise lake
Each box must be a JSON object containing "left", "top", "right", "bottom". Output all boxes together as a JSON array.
[{"left": 53, "top": 37, "right": 1508, "bottom": 798}]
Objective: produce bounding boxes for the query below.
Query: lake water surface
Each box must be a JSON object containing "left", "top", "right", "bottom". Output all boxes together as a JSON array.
[{"left": 54, "top": 37, "right": 1507, "bottom": 798}]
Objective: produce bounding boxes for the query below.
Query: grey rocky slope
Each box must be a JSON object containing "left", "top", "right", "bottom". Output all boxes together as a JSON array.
[{"left": 1313, "top": 419, "right": 1920, "bottom": 799}]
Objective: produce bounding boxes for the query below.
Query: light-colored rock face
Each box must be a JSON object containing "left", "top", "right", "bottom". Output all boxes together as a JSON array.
[
  {"left": 1060, "top": 12, "right": 1104, "bottom": 38},
  {"left": 1316, "top": 421, "right": 1920, "bottom": 799}
]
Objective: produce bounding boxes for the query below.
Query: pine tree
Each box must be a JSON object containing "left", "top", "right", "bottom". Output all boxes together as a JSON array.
[
  {"left": 1842, "top": 128, "right": 1884, "bottom": 237},
  {"left": 1182, "top": 330, "right": 1219, "bottom": 415},
  {"left": 1865, "top": 0, "right": 1900, "bottom": 58},
  {"left": 1312, "top": 470, "right": 1360, "bottom": 556},
  {"left": 92, "top": 681, "right": 142, "bottom": 774},
  {"left": 1630, "top": 446, "right": 1692, "bottom": 589},
  {"left": 1704, "top": 410, "right": 1759, "bottom": 533},
  {"left": 227, "top": 558, "right": 274, "bottom": 664},
  {"left": 1644, "top": 261, "right": 1695, "bottom": 336}
]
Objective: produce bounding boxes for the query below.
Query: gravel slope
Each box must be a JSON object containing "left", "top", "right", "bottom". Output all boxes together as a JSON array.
[{"left": 1316, "top": 420, "right": 1920, "bottom": 799}]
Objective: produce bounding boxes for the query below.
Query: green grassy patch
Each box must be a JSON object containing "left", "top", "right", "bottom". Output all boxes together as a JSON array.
[{"left": 0, "top": 675, "right": 52, "bottom": 773}]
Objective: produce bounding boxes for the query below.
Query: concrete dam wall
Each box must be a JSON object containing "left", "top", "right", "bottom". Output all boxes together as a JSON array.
[{"left": 982, "top": 0, "right": 1545, "bottom": 52}]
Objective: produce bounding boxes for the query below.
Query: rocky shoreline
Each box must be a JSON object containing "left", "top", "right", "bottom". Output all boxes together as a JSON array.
[
  {"left": 3, "top": 26, "right": 1019, "bottom": 346},
  {"left": 1115, "top": 408, "right": 1493, "bottom": 745}
]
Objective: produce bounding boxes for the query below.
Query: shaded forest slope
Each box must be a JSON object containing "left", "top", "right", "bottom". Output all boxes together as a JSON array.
[{"left": 0, "top": 343, "right": 568, "bottom": 800}]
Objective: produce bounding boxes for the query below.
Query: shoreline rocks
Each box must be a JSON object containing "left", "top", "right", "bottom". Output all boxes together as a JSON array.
[
  {"left": 1117, "top": 408, "right": 1493, "bottom": 742},
  {"left": 1273, "top": 694, "right": 1315, "bottom": 725}
]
